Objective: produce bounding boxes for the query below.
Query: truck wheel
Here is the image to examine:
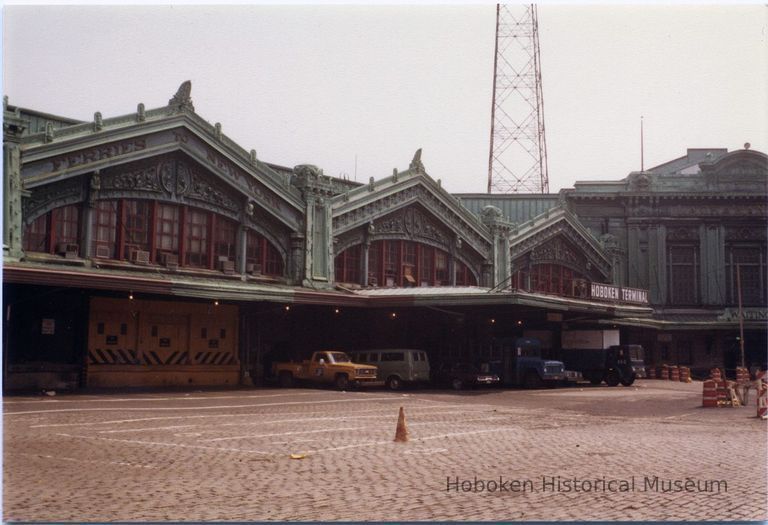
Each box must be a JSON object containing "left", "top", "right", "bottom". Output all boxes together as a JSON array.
[
  {"left": 279, "top": 372, "right": 294, "bottom": 388},
  {"left": 451, "top": 378, "right": 464, "bottom": 390},
  {"left": 620, "top": 374, "right": 636, "bottom": 387},
  {"left": 335, "top": 374, "right": 350, "bottom": 391},
  {"left": 524, "top": 371, "right": 543, "bottom": 389},
  {"left": 605, "top": 370, "right": 621, "bottom": 387},
  {"left": 386, "top": 376, "right": 403, "bottom": 391}
]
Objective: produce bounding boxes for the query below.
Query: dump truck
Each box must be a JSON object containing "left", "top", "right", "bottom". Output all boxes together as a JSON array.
[
  {"left": 560, "top": 330, "right": 644, "bottom": 386},
  {"left": 272, "top": 350, "right": 379, "bottom": 390}
]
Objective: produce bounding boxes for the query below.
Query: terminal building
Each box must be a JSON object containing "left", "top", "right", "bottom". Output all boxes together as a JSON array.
[{"left": 3, "top": 82, "right": 766, "bottom": 390}]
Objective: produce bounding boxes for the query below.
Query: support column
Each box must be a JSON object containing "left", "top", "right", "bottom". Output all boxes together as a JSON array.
[
  {"left": 3, "top": 104, "right": 26, "bottom": 259},
  {"left": 649, "top": 223, "right": 667, "bottom": 305},
  {"left": 294, "top": 164, "right": 335, "bottom": 288},
  {"left": 479, "top": 205, "right": 512, "bottom": 288},
  {"left": 701, "top": 223, "right": 725, "bottom": 305},
  {"left": 237, "top": 225, "right": 248, "bottom": 275},
  {"left": 361, "top": 243, "right": 370, "bottom": 287},
  {"left": 289, "top": 232, "right": 305, "bottom": 285}
]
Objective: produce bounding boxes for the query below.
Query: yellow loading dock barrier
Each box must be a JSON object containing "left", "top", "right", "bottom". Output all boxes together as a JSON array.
[{"left": 86, "top": 297, "right": 239, "bottom": 388}]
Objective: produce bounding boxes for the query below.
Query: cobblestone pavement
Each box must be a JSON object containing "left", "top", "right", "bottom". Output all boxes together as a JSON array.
[{"left": 3, "top": 380, "right": 766, "bottom": 522}]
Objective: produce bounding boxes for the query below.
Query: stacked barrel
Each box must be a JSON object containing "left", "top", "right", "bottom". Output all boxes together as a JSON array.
[
  {"left": 716, "top": 379, "right": 730, "bottom": 406},
  {"left": 702, "top": 380, "right": 718, "bottom": 407},
  {"left": 647, "top": 367, "right": 656, "bottom": 379},
  {"left": 679, "top": 366, "right": 691, "bottom": 383},
  {"left": 660, "top": 365, "right": 669, "bottom": 380},
  {"left": 669, "top": 365, "right": 680, "bottom": 382}
]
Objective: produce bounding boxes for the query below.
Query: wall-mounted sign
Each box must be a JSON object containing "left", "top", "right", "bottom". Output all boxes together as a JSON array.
[
  {"left": 590, "top": 283, "right": 648, "bottom": 305},
  {"left": 546, "top": 313, "right": 563, "bottom": 322},
  {"left": 106, "top": 335, "right": 118, "bottom": 345},
  {"left": 718, "top": 308, "right": 767, "bottom": 322},
  {"left": 208, "top": 339, "right": 219, "bottom": 349},
  {"left": 41, "top": 318, "right": 55, "bottom": 335},
  {"left": 159, "top": 338, "right": 171, "bottom": 347}
]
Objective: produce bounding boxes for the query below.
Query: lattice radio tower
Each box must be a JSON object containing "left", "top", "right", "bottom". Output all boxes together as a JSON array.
[{"left": 487, "top": 4, "right": 549, "bottom": 194}]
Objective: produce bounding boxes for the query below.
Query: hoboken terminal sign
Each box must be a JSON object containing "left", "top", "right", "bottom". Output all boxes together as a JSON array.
[{"left": 590, "top": 282, "right": 649, "bottom": 305}]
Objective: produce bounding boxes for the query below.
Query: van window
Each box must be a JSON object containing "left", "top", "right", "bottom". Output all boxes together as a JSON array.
[
  {"left": 381, "top": 352, "right": 405, "bottom": 362},
  {"left": 420, "top": 352, "right": 427, "bottom": 362},
  {"left": 355, "top": 353, "right": 367, "bottom": 362},
  {"left": 413, "top": 352, "right": 420, "bottom": 362},
  {"left": 368, "top": 352, "right": 379, "bottom": 362}
]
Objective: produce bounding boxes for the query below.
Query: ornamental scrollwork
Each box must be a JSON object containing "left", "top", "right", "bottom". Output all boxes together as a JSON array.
[
  {"left": 22, "top": 177, "right": 84, "bottom": 222},
  {"left": 333, "top": 184, "right": 491, "bottom": 259},
  {"left": 185, "top": 163, "right": 239, "bottom": 212}
]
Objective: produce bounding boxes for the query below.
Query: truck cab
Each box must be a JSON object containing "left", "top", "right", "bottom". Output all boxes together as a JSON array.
[
  {"left": 607, "top": 344, "right": 646, "bottom": 384},
  {"left": 496, "top": 337, "right": 566, "bottom": 388}
]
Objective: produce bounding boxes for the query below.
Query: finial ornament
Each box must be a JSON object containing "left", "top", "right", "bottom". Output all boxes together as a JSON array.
[
  {"left": 169, "top": 80, "right": 194, "bottom": 111},
  {"left": 409, "top": 148, "right": 424, "bottom": 172}
]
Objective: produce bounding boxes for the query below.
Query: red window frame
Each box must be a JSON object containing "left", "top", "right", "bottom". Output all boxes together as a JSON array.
[
  {"left": 184, "top": 208, "right": 209, "bottom": 268},
  {"left": 91, "top": 200, "right": 118, "bottom": 258},
  {"left": 246, "top": 230, "right": 283, "bottom": 277},
  {"left": 52, "top": 205, "right": 81, "bottom": 251},
  {"left": 334, "top": 244, "right": 361, "bottom": 284},
  {"left": 419, "top": 245, "right": 434, "bottom": 286},
  {"left": 435, "top": 251, "right": 448, "bottom": 286},
  {"left": 455, "top": 261, "right": 477, "bottom": 286},
  {"left": 214, "top": 216, "right": 238, "bottom": 262},
  {"left": 154, "top": 203, "right": 180, "bottom": 260},
  {"left": 23, "top": 214, "right": 50, "bottom": 253},
  {"left": 384, "top": 240, "right": 401, "bottom": 287},
  {"left": 122, "top": 200, "right": 151, "bottom": 260}
]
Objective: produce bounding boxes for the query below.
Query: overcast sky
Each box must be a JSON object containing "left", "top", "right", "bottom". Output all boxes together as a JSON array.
[{"left": 2, "top": 3, "right": 766, "bottom": 193}]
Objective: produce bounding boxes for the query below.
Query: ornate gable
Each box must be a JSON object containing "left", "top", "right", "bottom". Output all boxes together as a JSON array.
[
  {"left": 509, "top": 206, "right": 612, "bottom": 280},
  {"left": 17, "top": 82, "right": 304, "bottom": 232},
  {"left": 331, "top": 151, "right": 492, "bottom": 261}
]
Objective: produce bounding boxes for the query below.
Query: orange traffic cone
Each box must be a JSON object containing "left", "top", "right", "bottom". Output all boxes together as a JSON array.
[{"left": 394, "top": 406, "right": 409, "bottom": 442}]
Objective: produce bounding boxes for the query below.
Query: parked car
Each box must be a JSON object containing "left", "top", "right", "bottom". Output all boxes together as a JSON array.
[
  {"left": 272, "top": 350, "right": 379, "bottom": 390},
  {"left": 432, "top": 362, "right": 500, "bottom": 390},
  {"left": 348, "top": 349, "right": 430, "bottom": 390}
]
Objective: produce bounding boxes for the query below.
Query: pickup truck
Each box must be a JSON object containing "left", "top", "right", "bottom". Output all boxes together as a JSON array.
[{"left": 272, "top": 350, "right": 379, "bottom": 390}]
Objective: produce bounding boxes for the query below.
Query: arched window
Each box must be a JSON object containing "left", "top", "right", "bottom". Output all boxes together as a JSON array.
[
  {"left": 513, "top": 263, "right": 585, "bottom": 297},
  {"left": 24, "top": 198, "right": 284, "bottom": 277},
  {"left": 335, "top": 240, "right": 477, "bottom": 287}
]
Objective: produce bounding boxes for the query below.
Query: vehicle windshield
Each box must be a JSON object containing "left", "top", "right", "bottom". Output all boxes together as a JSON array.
[
  {"left": 629, "top": 346, "right": 644, "bottom": 360},
  {"left": 518, "top": 347, "right": 541, "bottom": 358},
  {"left": 328, "top": 352, "right": 351, "bottom": 363}
]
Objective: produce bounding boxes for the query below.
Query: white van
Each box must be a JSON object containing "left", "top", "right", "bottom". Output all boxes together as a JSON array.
[{"left": 348, "top": 349, "right": 430, "bottom": 390}]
